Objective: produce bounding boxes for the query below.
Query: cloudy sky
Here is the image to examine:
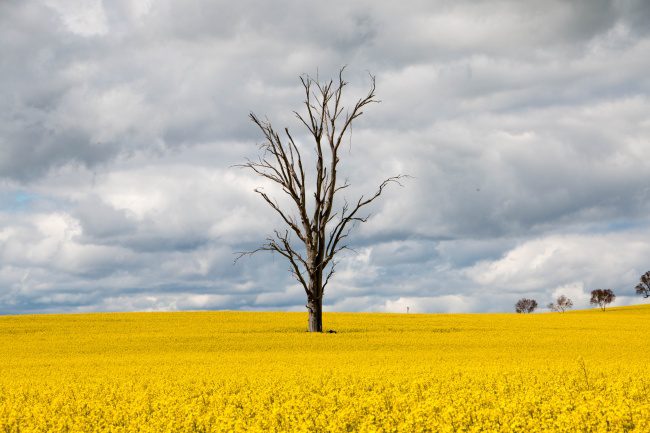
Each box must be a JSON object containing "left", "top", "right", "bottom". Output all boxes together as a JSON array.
[{"left": 1, "top": 0, "right": 649, "bottom": 315}]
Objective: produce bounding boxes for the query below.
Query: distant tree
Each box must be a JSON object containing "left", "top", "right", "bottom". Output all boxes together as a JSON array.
[
  {"left": 547, "top": 295, "right": 573, "bottom": 313},
  {"left": 635, "top": 271, "right": 650, "bottom": 298},
  {"left": 590, "top": 289, "right": 615, "bottom": 311},
  {"left": 515, "top": 298, "right": 538, "bottom": 313}
]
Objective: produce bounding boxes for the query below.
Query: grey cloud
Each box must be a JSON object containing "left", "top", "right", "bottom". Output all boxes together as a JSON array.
[
  {"left": 1, "top": 0, "right": 650, "bottom": 315},
  {"left": 618, "top": 0, "right": 650, "bottom": 36},
  {"left": 3, "top": 0, "right": 648, "bottom": 179},
  {"left": 352, "top": 96, "right": 650, "bottom": 241},
  {"left": 74, "top": 196, "right": 137, "bottom": 239}
]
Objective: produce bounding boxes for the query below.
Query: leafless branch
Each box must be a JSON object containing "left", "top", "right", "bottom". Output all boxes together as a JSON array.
[{"left": 237, "top": 67, "right": 407, "bottom": 331}]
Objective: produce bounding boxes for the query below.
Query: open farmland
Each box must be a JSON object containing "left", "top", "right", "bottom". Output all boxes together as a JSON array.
[{"left": 1, "top": 305, "right": 649, "bottom": 432}]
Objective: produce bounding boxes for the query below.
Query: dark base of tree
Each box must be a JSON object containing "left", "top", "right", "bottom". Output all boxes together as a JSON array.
[{"left": 307, "top": 300, "right": 323, "bottom": 333}]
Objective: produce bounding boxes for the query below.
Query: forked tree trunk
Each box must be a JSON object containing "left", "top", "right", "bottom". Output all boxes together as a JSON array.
[{"left": 307, "top": 297, "right": 323, "bottom": 333}]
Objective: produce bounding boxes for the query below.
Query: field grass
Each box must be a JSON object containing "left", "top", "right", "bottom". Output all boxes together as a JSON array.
[{"left": 1, "top": 305, "right": 649, "bottom": 432}]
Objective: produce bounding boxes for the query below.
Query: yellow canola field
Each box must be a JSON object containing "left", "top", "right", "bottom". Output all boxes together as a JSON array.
[{"left": 1, "top": 305, "right": 649, "bottom": 432}]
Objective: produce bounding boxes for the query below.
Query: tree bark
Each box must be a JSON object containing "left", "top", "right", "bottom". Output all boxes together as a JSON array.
[{"left": 307, "top": 297, "right": 323, "bottom": 332}]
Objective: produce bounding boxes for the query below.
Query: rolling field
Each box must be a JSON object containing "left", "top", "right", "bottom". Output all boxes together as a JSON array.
[{"left": 1, "top": 305, "right": 649, "bottom": 432}]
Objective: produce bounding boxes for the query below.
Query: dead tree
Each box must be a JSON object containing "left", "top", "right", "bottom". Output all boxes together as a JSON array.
[
  {"left": 237, "top": 68, "right": 404, "bottom": 332},
  {"left": 590, "top": 289, "right": 615, "bottom": 311},
  {"left": 547, "top": 295, "right": 573, "bottom": 313},
  {"left": 635, "top": 271, "right": 650, "bottom": 298}
]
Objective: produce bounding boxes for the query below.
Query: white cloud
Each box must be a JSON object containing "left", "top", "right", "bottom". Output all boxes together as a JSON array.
[
  {"left": 382, "top": 295, "right": 477, "bottom": 314},
  {"left": 1, "top": 0, "right": 649, "bottom": 314},
  {"left": 469, "top": 231, "right": 650, "bottom": 295},
  {"left": 45, "top": 0, "right": 109, "bottom": 36}
]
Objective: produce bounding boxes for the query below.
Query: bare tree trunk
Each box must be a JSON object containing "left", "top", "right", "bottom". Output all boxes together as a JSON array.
[
  {"left": 307, "top": 296, "right": 323, "bottom": 333},
  {"left": 306, "top": 270, "right": 323, "bottom": 332}
]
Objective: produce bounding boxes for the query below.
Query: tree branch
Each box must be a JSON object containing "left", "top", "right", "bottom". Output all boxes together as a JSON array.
[
  {"left": 238, "top": 68, "right": 406, "bottom": 314},
  {"left": 325, "top": 175, "right": 408, "bottom": 263}
]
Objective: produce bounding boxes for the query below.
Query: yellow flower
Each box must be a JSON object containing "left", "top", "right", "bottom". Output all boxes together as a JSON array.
[{"left": 0, "top": 307, "right": 648, "bottom": 432}]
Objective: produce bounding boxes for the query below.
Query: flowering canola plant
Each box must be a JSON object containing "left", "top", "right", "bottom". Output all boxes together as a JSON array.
[{"left": 1, "top": 305, "right": 649, "bottom": 432}]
